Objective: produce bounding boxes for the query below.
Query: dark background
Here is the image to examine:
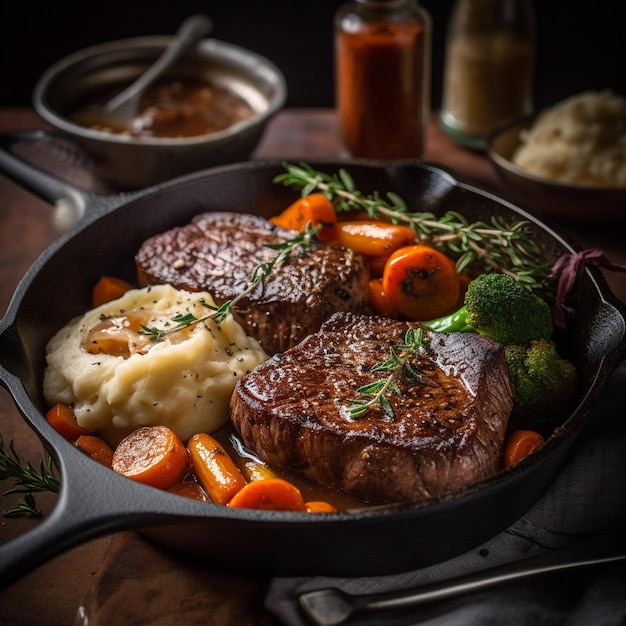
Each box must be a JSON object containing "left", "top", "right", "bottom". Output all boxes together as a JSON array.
[{"left": 1, "top": 0, "right": 624, "bottom": 111}]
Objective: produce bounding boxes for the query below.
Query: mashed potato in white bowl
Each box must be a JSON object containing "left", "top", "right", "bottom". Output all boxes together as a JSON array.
[
  {"left": 43, "top": 284, "right": 268, "bottom": 446},
  {"left": 511, "top": 90, "right": 626, "bottom": 188}
]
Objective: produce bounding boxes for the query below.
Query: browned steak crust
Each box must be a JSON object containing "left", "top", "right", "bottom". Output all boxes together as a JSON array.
[
  {"left": 135, "top": 212, "right": 371, "bottom": 355},
  {"left": 230, "top": 312, "right": 514, "bottom": 504}
]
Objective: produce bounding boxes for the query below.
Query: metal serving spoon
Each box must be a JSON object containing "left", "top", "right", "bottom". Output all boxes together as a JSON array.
[
  {"left": 299, "top": 529, "right": 626, "bottom": 626},
  {"left": 100, "top": 14, "right": 213, "bottom": 124}
]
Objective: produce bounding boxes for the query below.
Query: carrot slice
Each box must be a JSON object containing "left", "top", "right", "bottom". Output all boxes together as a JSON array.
[
  {"left": 269, "top": 193, "right": 337, "bottom": 240},
  {"left": 332, "top": 221, "right": 416, "bottom": 257},
  {"left": 305, "top": 501, "right": 338, "bottom": 513},
  {"left": 269, "top": 204, "right": 302, "bottom": 230},
  {"left": 45, "top": 403, "right": 92, "bottom": 442},
  {"left": 227, "top": 477, "right": 308, "bottom": 512},
  {"left": 74, "top": 434, "right": 114, "bottom": 467},
  {"left": 168, "top": 481, "right": 209, "bottom": 502},
  {"left": 187, "top": 433, "right": 247, "bottom": 505},
  {"left": 503, "top": 430, "right": 544, "bottom": 467},
  {"left": 368, "top": 253, "right": 392, "bottom": 278},
  {"left": 368, "top": 278, "right": 402, "bottom": 319},
  {"left": 381, "top": 245, "right": 461, "bottom": 320},
  {"left": 111, "top": 426, "right": 188, "bottom": 490},
  {"left": 92, "top": 275, "right": 134, "bottom": 307}
]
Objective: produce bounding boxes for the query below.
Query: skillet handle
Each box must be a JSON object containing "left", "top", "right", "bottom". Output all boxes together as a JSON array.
[
  {"left": 0, "top": 369, "right": 185, "bottom": 590},
  {"left": 0, "top": 484, "right": 123, "bottom": 590},
  {"left": 0, "top": 130, "right": 92, "bottom": 223},
  {"left": 0, "top": 430, "right": 177, "bottom": 590}
]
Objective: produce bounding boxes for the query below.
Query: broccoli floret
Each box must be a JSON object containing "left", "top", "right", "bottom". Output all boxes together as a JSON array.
[
  {"left": 504, "top": 338, "right": 578, "bottom": 421},
  {"left": 423, "top": 272, "right": 553, "bottom": 346},
  {"left": 423, "top": 273, "right": 577, "bottom": 422}
]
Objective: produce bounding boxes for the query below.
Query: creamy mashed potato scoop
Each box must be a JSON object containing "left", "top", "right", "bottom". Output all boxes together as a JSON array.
[
  {"left": 512, "top": 89, "right": 626, "bottom": 188},
  {"left": 43, "top": 284, "right": 269, "bottom": 445}
]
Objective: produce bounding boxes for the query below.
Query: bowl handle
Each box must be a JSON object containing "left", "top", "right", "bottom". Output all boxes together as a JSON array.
[{"left": 0, "top": 130, "right": 93, "bottom": 217}]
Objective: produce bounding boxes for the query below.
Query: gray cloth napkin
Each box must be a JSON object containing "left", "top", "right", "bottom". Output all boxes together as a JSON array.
[{"left": 265, "top": 366, "right": 626, "bottom": 626}]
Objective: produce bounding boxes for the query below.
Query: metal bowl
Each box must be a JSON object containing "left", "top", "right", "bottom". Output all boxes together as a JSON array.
[
  {"left": 31, "top": 35, "right": 287, "bottom": 190},
  {"left": 487, "top": 115, "right": 626, "bottom": 223}
]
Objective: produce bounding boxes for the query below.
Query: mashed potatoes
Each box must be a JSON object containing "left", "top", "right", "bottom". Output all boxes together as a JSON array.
[
  {"left": 512, "top": 90, "right": 626, "bottom": 188},
  {"left": 43, "top": 284, "right": 268, "bottom": 445}
]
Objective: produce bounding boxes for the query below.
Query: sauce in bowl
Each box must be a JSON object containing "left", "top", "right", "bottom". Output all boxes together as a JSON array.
[{"left": 69, "top": 79, "right": 256, "bottom": 138}]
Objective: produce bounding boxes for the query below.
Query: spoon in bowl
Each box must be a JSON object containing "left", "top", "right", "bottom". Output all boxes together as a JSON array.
[{"left": 87, "top": 14, "right": 213, "bottom": 130}]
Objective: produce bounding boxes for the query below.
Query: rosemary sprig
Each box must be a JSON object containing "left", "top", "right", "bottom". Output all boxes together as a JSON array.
[
  {"left": 139, "top": 223, "right": 323, "bottom": 343},
  {"left": 348, "top": 327, "right": 429, "bottom": 420},
  {"left": 0, "top": 434, "right": 59, "bottom": 517},
  {"left": 274, "top": 162, "right": 552, "bottom": 292}
]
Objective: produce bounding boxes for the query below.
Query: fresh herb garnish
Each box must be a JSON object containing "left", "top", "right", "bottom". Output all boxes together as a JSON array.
[
  {"left": 139, "top": 223, "right": 323, "bottom": 344},
  {"left": 0, "top": 434, "right": 59, "bottom": 517},
  {"left": 549, "top": 248, "right": 626, "bottom": 329},
  {"left": 274, "top": 162, "right": 552, "bottom": 291},
  {"left": 139, "top": 303, "right": 232, "bottom": 342},
  {"left": 347, "top": 327, "right": 429, "bottom": 420}
]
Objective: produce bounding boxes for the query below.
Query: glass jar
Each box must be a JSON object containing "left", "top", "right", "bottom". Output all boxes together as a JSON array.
[
  {"left": 440, "top": 0, "right": 535, "bottom": 150},
  {"left": 334, "top": 0, "right": 431, "bottom": 159}
]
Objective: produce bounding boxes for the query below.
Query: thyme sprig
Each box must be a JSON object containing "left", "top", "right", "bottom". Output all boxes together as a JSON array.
[
  {"left": 348, "top": 327, "right": 429, "bottom": 420},
  {"left": 139, "top": 303, "right": 232, "bottom": 342},
  {"left": 274, "top": 162, "right": 552, "bottom": 291},
  {"left": 0, "top": 434, "right": 59, "bottom": 517},
  {"left": 139, "top": 224, "right": 323, "bottom": 343}
]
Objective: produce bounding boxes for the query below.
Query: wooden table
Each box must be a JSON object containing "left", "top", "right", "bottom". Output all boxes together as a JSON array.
[{"left": 1, "top": 107, "right": 625, "bottom": 625}]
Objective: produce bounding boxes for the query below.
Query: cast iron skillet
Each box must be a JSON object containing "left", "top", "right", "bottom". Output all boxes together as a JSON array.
[{"left": 0, "top": 131, "right": 625, "bottom": 590}]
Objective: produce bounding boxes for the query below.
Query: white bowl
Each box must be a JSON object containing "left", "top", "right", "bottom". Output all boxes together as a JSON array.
[{"left": 487, "top": 115, "right": 626, "bottom": 223}]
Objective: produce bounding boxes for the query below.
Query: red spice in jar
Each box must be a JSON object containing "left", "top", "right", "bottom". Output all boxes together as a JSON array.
[{"left": 336, "top": 18, "right": 429, "bottom": 159}]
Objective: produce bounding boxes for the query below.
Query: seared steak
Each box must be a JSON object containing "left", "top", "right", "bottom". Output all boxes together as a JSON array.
[
  {"left": 135, "top": 212, "right": 371, "bottom": 355},
  {"left": 230, "top": 312, "right": 514, "bottom": 504}
]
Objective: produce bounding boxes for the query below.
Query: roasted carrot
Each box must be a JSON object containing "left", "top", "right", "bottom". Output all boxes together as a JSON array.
[
  {"left": 336, "top": 209, "right": 375, "bottom": 222},
  {"left": 368, "top": 253, "right": 392, "bottom": 278},
  {"left": 332, "top": 221, "right": 416, "bottom": 257},
  {"left": 381, "top": 245, "right": 461, "bottom": 320},
  {"left": 111, "top": 426, "right": 188, "bottom": 490},
  {"left": 168, "top": 481, "right": 209, "bottom": 502},
  {"left": 45, "top": 402, "right": 92, "bottom": 442},
  {"left": 368, "top": 278, "right": 402, "bottom": 319},
  {"left": 503, "top": 430, "right": 544, "bottom": 467},
  {"left": 240, "top": 459, "right": 279, "bottom": 482},
  {"left": 74, "top": 434, "right": 114, "bottom": 467},
  {"left": 269, "top": 193, "right": 337, "bottom": 240},
  {"left": 269, "top": 205, "right": 301, "bottom": 230},
  {"left": 305, "top": 501, "right": 338, "bottom": 513},
  {"left": 92, "top": 275, "right": 134, "bottom": 307},
  {"left": 187, "top": 433, "right": 247, "bottom": 505},
  {"left": 227, "top": 477, "right": 308, "bottom": 512}
]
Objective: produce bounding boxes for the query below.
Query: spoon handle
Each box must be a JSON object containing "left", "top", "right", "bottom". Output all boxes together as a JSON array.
[
  {"left": 103, "top": 14, "right": 213, "bottom": 115},
  {"left": 299, "top": 529, "right": 626, "bottom": 626}
]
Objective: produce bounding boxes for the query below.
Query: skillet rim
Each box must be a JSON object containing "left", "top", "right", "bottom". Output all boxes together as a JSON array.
[{"left": 0, "top": 158, "right": 625, "bottom": 578}]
